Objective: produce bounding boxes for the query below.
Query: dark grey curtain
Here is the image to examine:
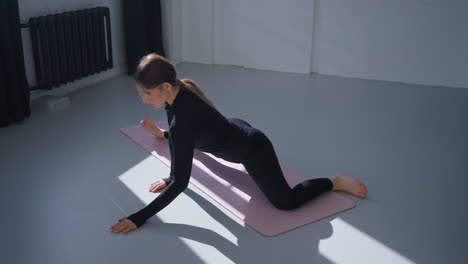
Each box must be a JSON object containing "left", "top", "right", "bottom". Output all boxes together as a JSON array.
[
  {"left": 0, "top": 0, "right": 30, "bottom": 127},
  {"left": 123, "top": 0, "right": 165, "bottom": 75}
]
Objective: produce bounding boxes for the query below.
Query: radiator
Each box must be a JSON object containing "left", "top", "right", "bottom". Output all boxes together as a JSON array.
[{"left": 23, "top": 7, "right": 113, "bottom": 90}]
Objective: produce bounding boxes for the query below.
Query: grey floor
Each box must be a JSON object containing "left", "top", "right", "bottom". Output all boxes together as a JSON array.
[{"left": 1, "top": 63, "right": 467, "bottom": 264}]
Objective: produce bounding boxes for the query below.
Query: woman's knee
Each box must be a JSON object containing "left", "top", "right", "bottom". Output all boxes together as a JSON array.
[{"left": 268, "top": 196, "right": 301, "bottom": 211}]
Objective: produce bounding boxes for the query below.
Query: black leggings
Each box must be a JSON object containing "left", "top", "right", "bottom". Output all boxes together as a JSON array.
[{"left": 229, "top": 118, "right": 333, "bottom": 210}]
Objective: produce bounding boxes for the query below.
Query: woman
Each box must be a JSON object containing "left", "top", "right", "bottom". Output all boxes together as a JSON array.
[{"left": 110, "top": 53, "right": 368, "bottom": 234}]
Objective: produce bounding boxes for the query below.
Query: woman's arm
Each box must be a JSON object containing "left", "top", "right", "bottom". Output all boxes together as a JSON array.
[
  {"left": 161, "top": 133, "right": 173, "bottom": 184},
  {"left": 127, "top": 123, "right": 194, "bottom": 227}
]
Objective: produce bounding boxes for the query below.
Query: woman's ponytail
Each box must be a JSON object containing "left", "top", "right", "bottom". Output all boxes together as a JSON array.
[{"left": 180, "top": 79, "right": 216, "bottom": 109}]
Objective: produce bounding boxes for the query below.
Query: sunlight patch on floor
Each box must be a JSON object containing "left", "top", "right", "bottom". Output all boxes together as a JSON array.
[
  {"left": 319, "top": 218, "right": 415, "bottom": 264},
  {"left": 117, "top": 155, "right": 240, "bottom": 257}
]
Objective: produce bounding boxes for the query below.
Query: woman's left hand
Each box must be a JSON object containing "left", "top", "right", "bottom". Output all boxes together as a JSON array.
[{"left": 110, "top": 217, "right": 137, "bottom": 233}]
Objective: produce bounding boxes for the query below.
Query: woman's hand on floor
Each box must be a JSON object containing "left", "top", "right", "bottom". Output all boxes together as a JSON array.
[
  {"left": 110, "top": 217, "right": 137, "bottom": 234},
  {"left": 149, "top": 179, "right": 167, "bottom": 192}
]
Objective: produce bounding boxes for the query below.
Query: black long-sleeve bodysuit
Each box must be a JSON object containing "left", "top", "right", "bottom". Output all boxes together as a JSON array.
[{"left": 127, "top": 85, "right": 333, "bottom": 227}]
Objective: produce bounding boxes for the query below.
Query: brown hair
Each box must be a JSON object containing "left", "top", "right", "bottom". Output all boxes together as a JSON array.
[{"left": 134, "top": 53, "right": 216, "bottom": 109}]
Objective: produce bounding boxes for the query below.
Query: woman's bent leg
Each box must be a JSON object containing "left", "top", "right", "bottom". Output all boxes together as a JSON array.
[{"left": 242, "top": 129, "right": 332, "bottom": 210}]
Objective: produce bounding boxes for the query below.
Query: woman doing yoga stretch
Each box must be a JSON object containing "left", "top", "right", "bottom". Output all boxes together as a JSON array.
[{"left": 110, "top": 53, "right": 368, "bottom": 234}]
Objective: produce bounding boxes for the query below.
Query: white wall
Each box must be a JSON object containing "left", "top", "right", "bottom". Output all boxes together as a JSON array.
[
  {"left": 160, "top": 0, "right": 183, "bottom": 65},
  {"left": 312, "top": 0, "right": 468, "bottom": 88},
  {"left": 18, "top": 0, "right": 467, "bottom": 92},
  {"left": 181, "top": 0, "right": 213, "bottom": 65},
  {"left": 19, "top": 0, "right": 127, "bottom": 99},
  {"left": 161, "top": 0, "right": 467, "bottom": 89},
  {"left": 222, "top": 0, "right": 314, "bottom": 74},
  {"left": 162, "top": 0, "right": 315, "bottom": 74},
  {"left": 213, "top": 0, "right": 243, "bottom": 67}
]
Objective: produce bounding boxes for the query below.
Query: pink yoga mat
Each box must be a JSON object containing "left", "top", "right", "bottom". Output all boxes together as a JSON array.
[{"left": 121, "top": 121, "right": 355, "bottom": 236}]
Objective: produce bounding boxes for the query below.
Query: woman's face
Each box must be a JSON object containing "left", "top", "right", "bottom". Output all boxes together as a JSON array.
[{"left": 136, "top": 83, "right": 167, "bottom": 108}]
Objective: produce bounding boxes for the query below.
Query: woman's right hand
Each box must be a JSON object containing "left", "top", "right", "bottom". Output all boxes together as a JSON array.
[
  {"left": 149, "top": 179, "right": 167, "bottom": 192},
  {"left": 140, "top": 116, "right": 166, "bottom": 140}
]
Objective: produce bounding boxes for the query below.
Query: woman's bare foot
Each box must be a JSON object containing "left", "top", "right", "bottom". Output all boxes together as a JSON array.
[
  {"left": 148, "top": 179, "right": 167, "bottom": 192},
  {"left": 140, "top": 117, "right": 166, "bottom": 139},
  {"left": 331, "top": 173, "right": 368, "bottom": 198}
]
